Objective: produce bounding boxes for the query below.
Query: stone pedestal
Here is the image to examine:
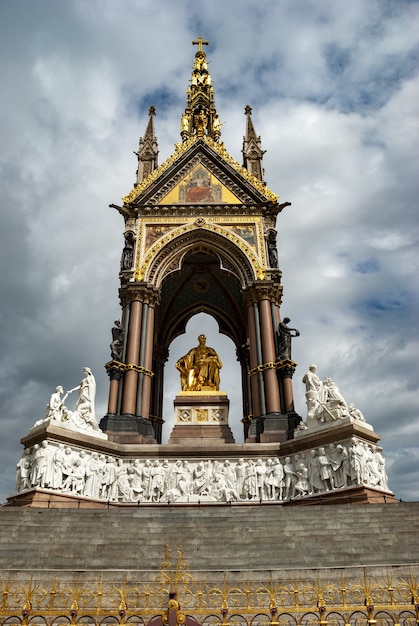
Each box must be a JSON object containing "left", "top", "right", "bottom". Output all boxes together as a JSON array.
[{"left": 169, "top": 391, "right": 235, "bottom": 444}]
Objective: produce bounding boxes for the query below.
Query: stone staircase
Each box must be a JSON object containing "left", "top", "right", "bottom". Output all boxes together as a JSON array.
[{"left": 1, "top": 501, "right": 418, "bottom": 574}]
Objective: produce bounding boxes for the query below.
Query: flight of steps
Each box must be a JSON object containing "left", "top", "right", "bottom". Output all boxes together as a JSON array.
[{"left": 1, "top": 501, "right": 418, "bottom": 575}]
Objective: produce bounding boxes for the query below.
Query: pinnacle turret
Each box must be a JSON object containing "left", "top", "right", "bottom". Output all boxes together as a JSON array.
[
  {"left": 242, "top": 105, "right": 265, "bottom": 181},
  {"left": 135, "top": 105, "right": 159, "bottom": 185},
  {"left": 180, "top": 37, "right": 222, "bottom": 142}
]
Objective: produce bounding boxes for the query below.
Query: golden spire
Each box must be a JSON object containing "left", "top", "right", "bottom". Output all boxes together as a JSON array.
[{"left": 180, "top": 38, "right": 222, "bottom": 142}]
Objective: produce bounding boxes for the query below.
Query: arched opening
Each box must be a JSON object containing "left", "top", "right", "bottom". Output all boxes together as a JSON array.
[{"left": 162, "top": 312, "right": 243, "bottom": 443}]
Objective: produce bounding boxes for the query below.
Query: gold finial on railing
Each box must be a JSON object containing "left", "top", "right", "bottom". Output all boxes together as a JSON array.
[{"left": 155, "top": 545, "right": 194, "bottom": 593}]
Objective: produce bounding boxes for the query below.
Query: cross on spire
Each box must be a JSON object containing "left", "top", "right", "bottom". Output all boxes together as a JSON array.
[{"left": 192, "top": 36, "right": 209, "bottom": 53}]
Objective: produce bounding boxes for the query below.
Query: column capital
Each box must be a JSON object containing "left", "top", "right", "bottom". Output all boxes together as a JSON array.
[
  {"left": 276, "top": 359, "right": 298, "bottom": 378},
  {"left": 119, "top": 282, "right": 160, "bottom": 307},
  {"left": 104, "top": 360, "right": 125, "bottom": 381},
  {"left": 243, "top": 281, "right": 283, "bottom": 306}
]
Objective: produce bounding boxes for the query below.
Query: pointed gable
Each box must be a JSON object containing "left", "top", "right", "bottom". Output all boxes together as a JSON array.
[{"left": 123, "top": 136, "right": 278, "bottom": 207}]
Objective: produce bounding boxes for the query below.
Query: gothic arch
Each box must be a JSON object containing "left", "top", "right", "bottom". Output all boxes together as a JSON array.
[
  {"left": 155, "top": 245, "right": 247, "bottom": 349},
  {"left": 144, "top": 226, "right": 261, "bottom": 290}
]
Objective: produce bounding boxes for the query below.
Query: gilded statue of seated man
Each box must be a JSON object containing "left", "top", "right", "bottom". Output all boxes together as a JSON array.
[{"left": 176, "top": 334, "right": 222, "bottom": 391}]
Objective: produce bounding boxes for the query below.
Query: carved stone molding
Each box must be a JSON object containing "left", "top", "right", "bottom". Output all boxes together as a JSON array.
[
  {"left": 145, "top": 229, "right": 257, "bottom": 288},
  {"left": 243, "top": 282, "right": 283, "bottom": 306},
  {"left": 276, "top": 359, "right": 298, "bottom": 378},
  {"left": 119, "top": 283, "right": 160, "bottom": 307}
]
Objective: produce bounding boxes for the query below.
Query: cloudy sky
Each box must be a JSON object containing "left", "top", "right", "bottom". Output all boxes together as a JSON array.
[{"left": 0, "top": 0, "right": 418, "bottom": 503}]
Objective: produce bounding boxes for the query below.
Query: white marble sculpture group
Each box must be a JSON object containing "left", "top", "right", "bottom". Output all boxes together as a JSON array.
[
  {"left": 302, "top": 364, "right": 366, "bottom": 427},
  {"left": 16, "top": 364, "right": 389, "bottom": 503},
  {"left": 16, "top": 438, "right": 388, "bottom": 503},
  {"left": 33, "top": 368, "right": 106, "bottom": 438}
]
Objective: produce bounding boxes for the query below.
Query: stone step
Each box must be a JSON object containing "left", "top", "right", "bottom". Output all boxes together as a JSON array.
[{"left": 1, "top": 501, "right": 418, "bottom": 574}]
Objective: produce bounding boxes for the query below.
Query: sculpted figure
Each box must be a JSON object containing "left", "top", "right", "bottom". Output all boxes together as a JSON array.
[
  {"left": 67, "top": 458, "right": 85, "bottom": 495},
  {"left": 84, "top": 452, "right": 102, "bottom": 499},
  {"left": 181, "top": 112, "right": 190, "bottom": 135},
  {"left": 120, "top": 232, "right": 134, "bottom": 271},
  {"left": 29, "top": 442, "right": 49, "bottom": 488},
  {"left": 307, "top": 449, "right": 323, "bottom": 493},
  {"left": 194, "top": 109, "right": 208, "bottom": 136},
  {"left": 255, "top": 459, "right": 267, "bottom": 500},
  {"left": 45, "top": 386, "right": 68, "bottom": 422},
  {"left": 270, "top": 458, "right": 284, "bottom": 501},
  {"left": 16, "top": 449, "right": 31, "bottom": 492},
  {"left": 350, "top": 438, "right": 366, "bottom": 484},
  {"left": 110, "top": 320, "right": 124, "bottom": 361},
  {"left": 373, "top": 446, "right": 388, "bottom": 489},
  {"left": 101, "top": 457, "right": 118, "bottom": 500},
  {"left": 213, "top": 472, "right": 240, "bottom": 502},
  {"left": 323, "top": 378, "right": 349, "bottom": 418},
  {"left": 294, "top": 462, "right": 310, "bottom": 497},
  {"left": 335, "top": 444, "right": 351, "bottom": 487},
  {"left": 235, "top": 458, "right": 246, "bottom": 498},
  {"left": 192, "top": 462, "right": 210, "bottom": 496},
  {"left": 140, "top": 459, "right": 152, "bottom": 500},
  {"left": 277, "top": 317, "right": 300, "bottom": 360},
  {"left": 65, "top": 367, "right": 100, "bottom": 432},
  {"left": 61, "top": 447, "right": 76, "bottom": 489},
  {"left": 302, "top": 365, "right": 324, "bottom": 425},
  {"left": 150, "top": 460, "right": 165, "bottom": 502},
  {"left": 130, "top": 459, "right": 144, "bottom": 501},
  {"left": 243, "top": 460, "right": 258, "bottom": 500},
  {"left": 177, "top": 461, "right": 191, "bottom": 496},
  {"left": 327, "top": 443, "right": 348, "bottom": 489},
  {"left": 222, "top": 460, "right": 236, "bottom": 491},
  {"left": 160, "top": 460, "right": 171, "bottom": 494},
  {"left": 283, "top": 457, "right": 297, "bottom": 499},
  {"left": 266, "top": 230, "right": 279, "bottom": 268},
  {"left": 317, "top": 447, "right": 335, "bottom": 491},
  {"left": 176, "top": 334, "right": 222, "bottom": 391},
  {"left": 348, "top": 403, "right": 366, "bottom": 422},
  {"left": 302, "top": 364, "right": 323, "bottom": 395},
  {"left": 116, "top": 459, "right": 132, "bottom": 501},
  {"left": 51, "top": 444, "right": 66, "bottom": 490}
]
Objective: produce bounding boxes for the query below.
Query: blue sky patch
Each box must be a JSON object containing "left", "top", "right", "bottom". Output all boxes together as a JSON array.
[
  {"left": 137, "top": 86, "right": 182, "bottom": 116},
  {"left": 355, "top": 258, "right": 380, "bottom": 274}
]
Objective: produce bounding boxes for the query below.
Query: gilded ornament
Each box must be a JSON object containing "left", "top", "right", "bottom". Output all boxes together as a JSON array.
[{"left": 123, "top": 135, "right": 278, "bottom": 206}]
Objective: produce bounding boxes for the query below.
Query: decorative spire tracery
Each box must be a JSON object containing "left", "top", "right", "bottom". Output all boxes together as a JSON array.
[
  {"left": 135, "top": 105, "right": 159, "bottom": 185},
  {"left": 242, "top": 104, "right": 265, "bottom": 182},
  {"left": 180, "top": 38, "right": 221, "bottom": 142}
]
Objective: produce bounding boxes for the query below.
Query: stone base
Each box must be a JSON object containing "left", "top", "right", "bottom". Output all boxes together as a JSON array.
[
  {"left": 7, "top": 483, "right": 396, "bottom": 508},
  {"left": 11, "top": 419, "right": 395, "bottom": 508},
  {"left": 246, "top": 413, "right": 292, "bottom": 443},
  {"left": 169, "top": 391, "right": 234, "bottom": 444},
  {"left": 282, "top": 418, "right": 380, "bottom": 455},
  {"left": 99, "top": 414, "right": 157, "bottom": 444},
  {"left": 284, "top": 484, "right": 397, "bottom": 506},
  {"left": 168, "top": 424, "right": 235, "bottom": 444}
]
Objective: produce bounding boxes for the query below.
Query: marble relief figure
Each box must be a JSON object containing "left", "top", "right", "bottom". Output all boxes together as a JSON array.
[{"left": 16, "top": 437, "right": 390, "bottom": 503}]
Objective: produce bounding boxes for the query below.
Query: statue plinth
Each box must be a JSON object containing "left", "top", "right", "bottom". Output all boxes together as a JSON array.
[{"left": 169, "top": 390, "right": 235, "bottom": 444}]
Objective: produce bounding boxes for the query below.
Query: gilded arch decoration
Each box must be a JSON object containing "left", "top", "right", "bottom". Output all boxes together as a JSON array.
[{"left": 136, "top": 222, "right": 266, "bottom": 288}]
